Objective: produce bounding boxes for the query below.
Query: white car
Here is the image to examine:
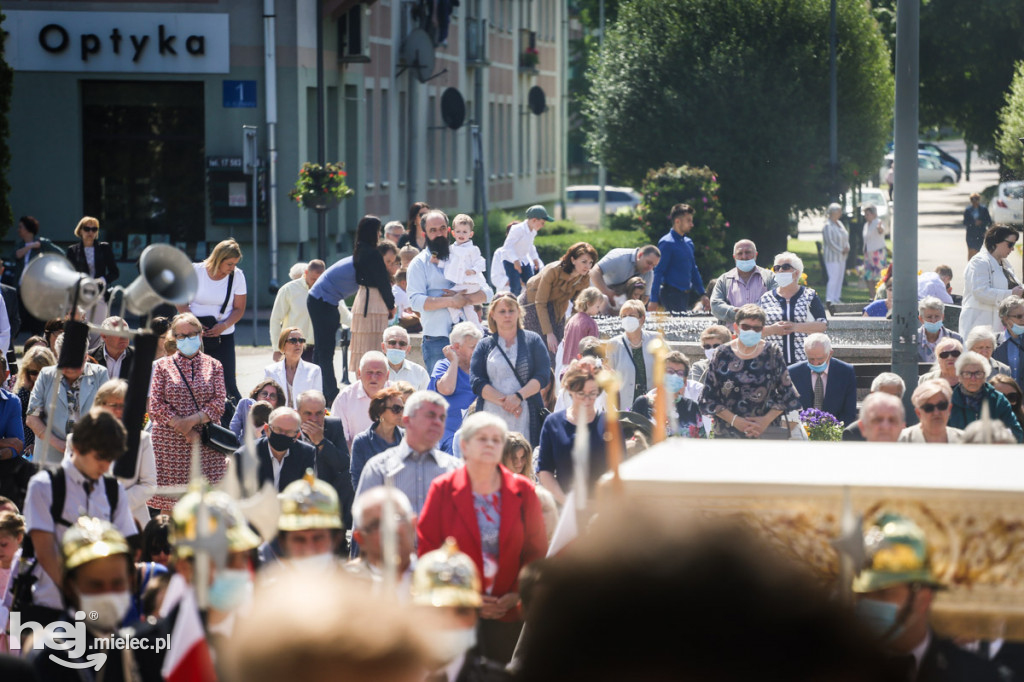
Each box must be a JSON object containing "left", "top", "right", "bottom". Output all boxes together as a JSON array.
[
  {"left": 991, "top": 181, "right": 1024, "bottom": 227},
  {"left": 559, "top": 185, "right": 641, "bottom": 226},
  {"left": 879, "top": 153, "right": 957, "bottom": 184},
  {"left": 845, "top": 187, "right": 892, "bottom": 236}
]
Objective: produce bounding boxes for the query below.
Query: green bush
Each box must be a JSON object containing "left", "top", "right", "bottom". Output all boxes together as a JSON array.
[
  {"left": 636, "top": 164, "right": 730, "bottom": 279},
  {"left": 608, "top": 209, "right": 641, "bottom": 231},
  {"left": 534, "top": 229, "right": 647, "bottom": 265}
]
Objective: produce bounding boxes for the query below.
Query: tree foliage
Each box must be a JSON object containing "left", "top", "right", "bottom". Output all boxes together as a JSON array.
[
  {"left": 996, "top": 62, "right": 1024, "bottom": 179},
  {"left": 583, "top": 0, "right": 893, "bottom": 258},
  {"left": 0, "top": 13, "right": 12, "bottom": 235}
]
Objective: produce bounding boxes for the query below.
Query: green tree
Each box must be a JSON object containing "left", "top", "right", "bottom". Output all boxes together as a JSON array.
[
  {"left": 996, "top": 61, "right": 1024, "bottom": 178},
  {"left": 583, "top": 0, "right": 893, "bottom": 258},
  {"left": 0, "top": 12, "right": 12, "bottom": 235}
]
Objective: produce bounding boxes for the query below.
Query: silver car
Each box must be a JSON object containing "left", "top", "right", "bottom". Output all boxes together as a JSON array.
[
  {"left": 559, "top": 185, "right": 641, "bottom": 226},
  {"left": 991, "top": 181, "right": 1024, "bottom": 227}
]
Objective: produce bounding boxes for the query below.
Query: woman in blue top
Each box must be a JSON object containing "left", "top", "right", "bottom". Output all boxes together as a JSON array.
[
  {"left": 429, "top": 321, "right": 483, "bottom": 453},
  {"left": 470, "top": 293, "right": 551, "bottom": 447},
  {"left": 350, "top": 385, "right": 406, "bottom": 491}
]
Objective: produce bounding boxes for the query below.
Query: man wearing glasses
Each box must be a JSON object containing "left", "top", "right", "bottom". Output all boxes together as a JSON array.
[
  {"left": 233, "top": 406, "right": 316, "bottom": 492},
  {"left": 994, "top": 295, "right": 1024, "bottom": 382},
  {"left": 710, "top": 239, "right": 777, "bottom": 324}
]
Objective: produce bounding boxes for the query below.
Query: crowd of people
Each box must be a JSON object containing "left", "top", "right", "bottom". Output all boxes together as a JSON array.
[{"left": 0, "top": 197, "right": 1022, "bottom": 680}]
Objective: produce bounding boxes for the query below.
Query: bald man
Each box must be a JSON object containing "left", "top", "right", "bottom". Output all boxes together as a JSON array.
[{"left": 710, "top": 239, "right": 777, "bottom": 324}]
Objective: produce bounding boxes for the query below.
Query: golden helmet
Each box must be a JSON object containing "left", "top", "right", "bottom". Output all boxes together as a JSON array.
[
  {"left": 279, "top": 470, "right": 343, "bottom": 532},
  {"left": 852, "top": 512, "right": 944, "bottom": 593},
  {"left": 62, "top": 517, "right": 131, "bottom": 571},
  {"left": 172, "top": 487, "right": 261, "bottom": 559},
  {"left": 411, "top": 537, "right": 482, "bottom": 608}
]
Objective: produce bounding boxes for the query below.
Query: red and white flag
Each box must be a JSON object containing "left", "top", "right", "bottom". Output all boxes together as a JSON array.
[{"left": 160, "top": 573, "right": 217, "bottom": 682}]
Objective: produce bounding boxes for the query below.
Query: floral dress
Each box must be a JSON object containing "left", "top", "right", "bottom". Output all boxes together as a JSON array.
[
  {"left": 698, "top": 342, "right": 802, "bottom": 439},
  {"left": 148, "top": 351, "right": 227, "bottom": 510}
]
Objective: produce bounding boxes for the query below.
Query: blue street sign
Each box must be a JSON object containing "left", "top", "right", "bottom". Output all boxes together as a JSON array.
[{"left": 223, "top": 80, "right": 257, "bottom": 108}]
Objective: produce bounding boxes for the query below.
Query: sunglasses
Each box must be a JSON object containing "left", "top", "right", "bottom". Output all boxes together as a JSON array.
[
  {"left": 286, "top": 337, "right": 307, "bottom": 344},
  {"left": 938, "top": 350, "right": 961, "bottom": 360},
  {"left": 383, "top": 404, "right": 405, "bottom": 415},
  {"left": 702, "top": 343, "right": 722, "bottom": 350},
  {"left": 738, "top": 323, "right": 763, "bottom": 332},
  {"left": 81, "top": 226, "right": 99, "bottom": 233},
  {"left": 920, "top": 400, "right": 949, "bottom": 413},
  {"left": 772, "top": 263, "right": 795, "bottom": 272}
]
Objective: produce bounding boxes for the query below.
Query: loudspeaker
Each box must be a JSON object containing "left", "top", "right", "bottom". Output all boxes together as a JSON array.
[
  {"left": 20, "top": 254, "right": 105, "bottom": 321},
  {"left": 122, "top": 245, "right": 198, "bottom": 316}
]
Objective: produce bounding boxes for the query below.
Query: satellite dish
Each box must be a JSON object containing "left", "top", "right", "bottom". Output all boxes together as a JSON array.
[
  {"left": 528, "top": 86, "right": 547, "bottom": 115},
  {"left": 400, "top": 29, "right": 436, "bottom": 84},
  {"left": 441, "top": 88, "right": 466, "bottom": 129}
]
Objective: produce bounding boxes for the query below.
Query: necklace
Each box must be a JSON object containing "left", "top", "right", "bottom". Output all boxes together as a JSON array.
[{"left": 733, "top": 341, "right": 762, "bottom": 359}]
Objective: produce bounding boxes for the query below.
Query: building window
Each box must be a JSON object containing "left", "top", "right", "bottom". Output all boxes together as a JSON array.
[
  {"left": 82, "top": 80, "right": 205, "bottom": 249},
  {"left": 427, "top": 93, "right": 437, "bottom": 183},
  {"left": 380, "top": 88, "right": 389, "bottom": 185},
  {"left": 517, "top": 104, "right": 524, "bottom": 176},
  {"left": 365, "top": 88, "right": 375, "bottom": 187}
]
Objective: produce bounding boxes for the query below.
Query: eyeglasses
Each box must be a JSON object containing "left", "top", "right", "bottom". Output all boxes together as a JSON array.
[
  {"left": 665, "top": 369, "right": 687, "bottom": 377},
  {"left": 174, "top": 332, "right": 200, "bottom": 341},
  {"left": 383, "top": 404, "right": 405, "bottom": 415},
  {"left": 738, "top": 323, "right": 764, "bottom": 332},
  {"left": 285, "top": 337, "right": 307, "bottom": 344},
  {"left": 257, "top": 390, "right": 278, "bottom": 400},
  {"left": 386, "top": 340, "right": 410, "bottom": 348},
  {"left": 938, "top": 350, "right": 961, "bottom": 359},
  {"left": 1006, "top": 312, "right": 1024, "bottom": 321},
  {"left": 772, "top": 263, "right": 795, "bottom": 272},
  {"left": 702, "top": 343, "right": 722, "bottom": 351},
  {"left": 959, "top": 370, "right": 985, "bottom": 380},
  {"left": 919, "top": 400, "right": 949, "bottom": 413},
  {"left": 81, "top": 226, "right": 99, "bottom": 233},
  {"left": 573, "top": 391, "right": 600, "bottom": 401}
]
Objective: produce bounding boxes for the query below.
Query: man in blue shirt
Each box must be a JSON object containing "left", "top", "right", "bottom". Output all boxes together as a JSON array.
[
  {"left": 426, "top": 321, "right": 482, "bottom": 454},
  {"left": 407, "top": 210, "right": 493, "bottom": 374},
  {"left": 307, "top": 256, "right": 358, "bottom": 404},
  {"left": 650, "top": 203, "right": 708, "bottom": 312}
]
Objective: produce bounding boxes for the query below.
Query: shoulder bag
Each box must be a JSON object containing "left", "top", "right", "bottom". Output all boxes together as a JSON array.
[
  {"left": 493, "top": 337, "right": 551, "bottom": 422},
  {"left": 195, "top": 271, "right": 234, "bottom": 353},
  {"left": 173, "top": 360, "right": 239, "bottom": 454}
]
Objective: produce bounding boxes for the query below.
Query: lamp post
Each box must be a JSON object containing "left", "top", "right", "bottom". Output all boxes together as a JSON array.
[{"left": 315, "top": 0, "right": 327, "bottom": 260}]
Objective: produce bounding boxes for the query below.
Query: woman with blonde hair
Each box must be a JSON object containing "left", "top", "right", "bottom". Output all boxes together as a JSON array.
[
  {"left": 180, "top": 238, "right": 247, "bottom": 402},
  {"left": 899, "top": 379, "right": 962, "bottom": 444},
  {"left": 67, "top": 216, "right": 120, "bottom": 346},
  {"left": 559, "top": 286, "right": 603, "bottom": 368},
  {"left": 15, "top": 345, "right": 55, "bottom": 457}
]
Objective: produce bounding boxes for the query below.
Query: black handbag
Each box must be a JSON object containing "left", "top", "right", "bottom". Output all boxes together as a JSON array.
[
  {"left": 195, "top": 272, "right": 234, "bottom": 354},
  {"left": 173, "top": 361, "right": 239, "bottom": 454}
]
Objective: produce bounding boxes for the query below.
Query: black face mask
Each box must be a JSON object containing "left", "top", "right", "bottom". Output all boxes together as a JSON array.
[
  {"left": 268, "top": 431, "right": 296, "bottom": 452},
  {"left": 429, "top": 235, "right": 450, "bottom": 261}
]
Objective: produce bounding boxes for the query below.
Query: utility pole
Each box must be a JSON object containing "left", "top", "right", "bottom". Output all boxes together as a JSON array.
[
  {"left": 891, "top": 0, "right": 921, "bottom": 412},
  {"left": 596, "top": 0, "right": 606, "bottom": 224},
  {"left": 829, "top": 0, "right": 838, "bottom": 202},
  {"left": 315, "top": 0, "right": 327, "bottom": 260}
]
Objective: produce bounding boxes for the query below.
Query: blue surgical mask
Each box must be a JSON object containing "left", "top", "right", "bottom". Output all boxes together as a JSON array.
[
  {"left": 176, "top": 335, "right": 201, "bottom": 357},
  {"left": 808, "top": 359, "right": 829, "bottom": 373},
  {"left": 854, "top": 598, "right": 905, "bottom": 640},
  {"left": 209, "top": 569, "right": 252, "bottom": 612},
  {"left": 738, "top": 329, "right": 762, "bottom": 346},
  {"left": 735, "top": 258, "right": 756, "bottom": 273},
  {"left": 1013, "top": 323, "right": 1024, "bottom": 337},
  {"left": 665, "top": 374, "right": 686, "bottom": 395},
  {"left": 386, "top": 348, "right": 407, "bottom": 365},
  {"left": 922, "top": 320, "right": 944, "bottom": 334}
]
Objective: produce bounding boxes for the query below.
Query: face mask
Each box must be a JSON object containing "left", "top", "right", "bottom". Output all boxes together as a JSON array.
[
  {"left": 854, "top": 598, "right": 905, "bottom": 641},
  {"left": 268, "top": 430, "right": 297, "bottom": 452},
  {"left": 176, "top": 335, "right": 201, "bottom": 357},
  {"left": 1013, "top": 323, "right": 1024, "bottom": 337},
  {"left": 774, "top": 272, "right": 794, "bottom": 287},
  {"left": 665, "top": 374, "right": 686, "bottom": 395},
  {"left": 386, "top": 348, "right": 407, "bottom": 365},
  {"left": 290, "top": 553, "right": 334, "bottom": 571},
  {"left": 208, "top": 569, "right": 252, "bottom": 612},
  {"left": 922, "top": 320, "right": 944, "bottom": 334},
  {"left": 434, "top": 627, "right": 478, "bottom": 662},
  {"left": 737, "top": 329, "right": 762, "bottom": 346},
  {"left": 78, "top": 591, "right": 132, "bottom": 632},
  {"left": 735, "top": 258, "right": 756, "bottom": 273},
  {"left": 704, "top": 348, "right": 717, "bottom": 361},
  {"left": 621, "top": 316, "right": 641, "bottom": 333},
  {"left": 808, "top": 360, "right": 829, "bottom": 373}
]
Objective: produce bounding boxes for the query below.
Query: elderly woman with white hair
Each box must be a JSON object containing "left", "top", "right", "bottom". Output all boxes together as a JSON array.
[
  {"left": 822, "top": 203, "right": 850, "bottom": 304},
  {"left": 899, "top": 379, "right": 963, "bottom": 444},
  {"left": 965, "top": 325, "right": 1011, "bottom": 378},
  {"left": 759, "top": 252, "right": 828, "bottom": 364},
  {"left": 417, "top": 411, "right": 547, "bottom": 663},
  {"left": 919, "top": 336, "right": 963, "bottom": 389},
  {"left": 429, "top": 321, "right": 484, "bottom": 453},
  {"left": 917, "top": 296, "right": 962, "bottom": 363},
  {"left": 948, "top": 351, "right": 1023, "bottom": 442}
]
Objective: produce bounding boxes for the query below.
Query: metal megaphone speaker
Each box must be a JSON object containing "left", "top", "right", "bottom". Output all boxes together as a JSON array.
[
  {"left": 122, "top": 244, "right": 198, "bottom": 316},
  {"left": 20, "top": 254, "right": 105, "bottom": 321}
]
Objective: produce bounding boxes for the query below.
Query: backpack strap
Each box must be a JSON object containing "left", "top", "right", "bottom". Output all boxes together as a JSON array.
[
  {"left": 47, "top": 467, "right": 74, "bottom": 528},
  {"left": 104, "top": 476, "right": 120, "bottom": 518}
]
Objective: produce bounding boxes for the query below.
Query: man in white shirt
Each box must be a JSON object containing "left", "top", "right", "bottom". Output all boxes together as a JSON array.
[
  {"left": 382, "top": 326, "right": 429, "bottom": 390},
  {"left": 271, "top": 259, "right": 325, "bottom": 362},
  {"left": 331, "top": 351, "right": 391, "bottom": 450},
  {"left": 97, "top": 316, "right": 133, "bottom": 380},
  {"left": 501, "top": 205, "right": 552, "bottom": 295}
]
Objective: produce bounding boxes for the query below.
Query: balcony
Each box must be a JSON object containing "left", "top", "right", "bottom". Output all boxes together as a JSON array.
[
  {"left": 518, "top": 28, "right": 538, "bottom": 74},
  {"left": 466, "top": 17, "right": 489, "bottom": 67}
]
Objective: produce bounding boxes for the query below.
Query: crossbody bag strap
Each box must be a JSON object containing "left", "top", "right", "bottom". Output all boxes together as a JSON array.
[
  {"left": 218, "top": 272, "right": 235, "bottom": 316},
  {"left": 493, "top": 338, "right": 527, "bottom": 389},
  {"left": 173, "top": 360, "right": 203, "bottom": 414}
]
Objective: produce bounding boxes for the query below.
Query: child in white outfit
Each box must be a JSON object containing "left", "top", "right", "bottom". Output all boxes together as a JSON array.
[{"left": 443, "top": 214, "right": 487, "bottom": 328}]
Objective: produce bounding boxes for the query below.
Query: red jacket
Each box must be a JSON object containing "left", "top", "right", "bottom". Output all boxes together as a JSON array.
[{"left": 417, "top": 464, "right": 547, "bottom": 621}]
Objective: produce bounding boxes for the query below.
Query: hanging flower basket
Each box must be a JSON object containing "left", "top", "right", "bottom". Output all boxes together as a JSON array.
[{"left": 288, "top": 162, "right": 355, "bottom": 211}]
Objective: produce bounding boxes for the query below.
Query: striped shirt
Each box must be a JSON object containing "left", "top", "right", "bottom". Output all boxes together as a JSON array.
[{"left": 354, "top": 440, "right": 462, "bottom": 514}]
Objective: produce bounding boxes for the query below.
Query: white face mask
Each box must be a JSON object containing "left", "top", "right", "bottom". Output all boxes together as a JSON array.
[
  {"left": 434, "top": 627, "right": 478, "bottom": 662},
  {"left": 774, "top": 272, "right": 794, "bottom": 287},
  {"left": 78, "top": 591, "right": 132, "bottom": 632},
  {"left": 705, "top": 347, "right": 717, "bottom": 361},
  {"left": 290, "top": 553, "right": 334, "bottom": 571},
  {"left": 621, "top": 316, "right": 641, "bottom": 333}
]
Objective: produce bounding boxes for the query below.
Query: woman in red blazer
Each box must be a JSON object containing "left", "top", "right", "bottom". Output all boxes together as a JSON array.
[{"left": 418, "top": 411, "right": 547, "bottom": 664}]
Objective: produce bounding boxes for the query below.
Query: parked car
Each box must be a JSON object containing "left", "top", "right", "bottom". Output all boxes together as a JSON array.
[
  {"left": 558, "top": 185, "right": 641, "bottom": 226},
  {"left": 878, "top": 153, "right": 957, "bottom": 185},
  {"left": 844, "top": 187, "right": 892, "bottom": 236},
  {"left": 918, "top": 142, "right": 962, "bottom": 181},
  {"left": 991, "top": 181, "right": 1024, "bottom": 227}
]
